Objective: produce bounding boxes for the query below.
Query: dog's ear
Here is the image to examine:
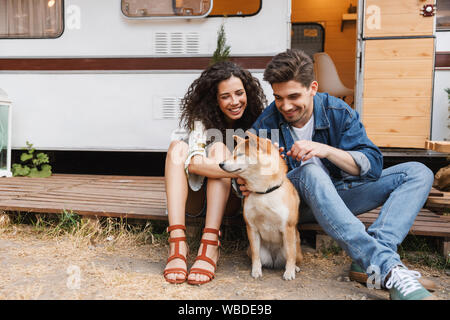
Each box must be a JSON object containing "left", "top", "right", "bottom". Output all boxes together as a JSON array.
[
  {"left": 245, "top": 131, "right": 259, "bottom": 150},
  {"left": 258, "top": 138, "right": 272, "bottom": 153},
  {"left": 245, "top": 130, "right": 258, "bottom": 141},
  {"left": 244, "top": 130, "right": 272, "bottom": 153},
  {"left": 233, "top": 135, "right": 246, "bottom": 144}
]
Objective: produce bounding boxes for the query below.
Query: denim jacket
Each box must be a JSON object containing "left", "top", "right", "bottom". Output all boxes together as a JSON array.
[{"left": 251, "top": 92, "right": 383, "bottom": 182}]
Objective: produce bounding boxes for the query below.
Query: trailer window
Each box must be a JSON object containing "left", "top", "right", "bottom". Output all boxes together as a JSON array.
[
  {"left": 291, "top": 23, "right": 325, "bottom": 59},
  {"left": 0, "top": 0, "right": 63, "bottom": 39},
  {"left": 208, "top": 0, "right": 261, "bottom": 17},
  {"left": 121, "top": 0, "right": 212, "bottom": 18},
  {"left": 437, "top": 0, "right": 450, "bottom": 30}
]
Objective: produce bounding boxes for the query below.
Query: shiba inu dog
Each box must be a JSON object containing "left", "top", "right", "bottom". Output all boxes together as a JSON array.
[{"left": 219, "top": 131, "right": 303, "bottom": 280}]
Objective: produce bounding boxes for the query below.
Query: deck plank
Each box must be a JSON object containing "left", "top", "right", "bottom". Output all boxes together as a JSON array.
[{"left": 0, "top": 174, "right": 448, "bottom": 238}]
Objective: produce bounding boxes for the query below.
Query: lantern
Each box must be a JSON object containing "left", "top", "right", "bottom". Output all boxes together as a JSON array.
[{"left": 0, "top": 88, "right": 12, "bottom": 177}]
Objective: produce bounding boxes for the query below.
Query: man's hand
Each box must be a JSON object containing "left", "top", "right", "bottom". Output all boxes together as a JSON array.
[
  {"left": 286, "top": 140, "right": 330, "bottom": 162},
  {"left": 286, "top": 140, "right": 361, "bottom": 176}
]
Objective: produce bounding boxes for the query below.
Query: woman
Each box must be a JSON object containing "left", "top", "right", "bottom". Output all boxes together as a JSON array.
[{"left": 163, "top": 61, "right": 266, "bottom": 285}]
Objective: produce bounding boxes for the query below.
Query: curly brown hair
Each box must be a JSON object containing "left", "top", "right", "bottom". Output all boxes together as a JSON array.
[{"left": 179, "top": 61, "right": 267, "bottom": 135}]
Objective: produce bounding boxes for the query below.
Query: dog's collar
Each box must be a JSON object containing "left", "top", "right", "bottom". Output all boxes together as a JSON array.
[{"left": 254, "top": 181, "right": 283, "bottom": 194}]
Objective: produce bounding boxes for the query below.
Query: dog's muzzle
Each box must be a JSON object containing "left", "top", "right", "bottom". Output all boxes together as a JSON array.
[{"left": 219, "top": 161, "right": 240, "bottom": 173}]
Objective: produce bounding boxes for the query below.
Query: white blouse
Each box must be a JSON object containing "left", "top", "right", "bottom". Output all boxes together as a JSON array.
[{"left": 170, "top": 121, "right": 208, "bottom": 191}]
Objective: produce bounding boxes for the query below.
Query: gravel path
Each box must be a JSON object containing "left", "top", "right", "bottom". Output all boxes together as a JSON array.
[{"left": 0, "top": 225, "right": 448, "bottom": 300}]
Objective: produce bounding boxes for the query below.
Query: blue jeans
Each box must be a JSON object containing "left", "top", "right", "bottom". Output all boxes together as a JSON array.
[{"left": 287, "top": 162, "right": 434, "bottom": 284}]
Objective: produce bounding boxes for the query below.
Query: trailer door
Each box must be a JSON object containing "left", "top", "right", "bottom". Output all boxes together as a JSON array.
[{"left": 360, "top": 0, "right": 436, "bottom": 148}]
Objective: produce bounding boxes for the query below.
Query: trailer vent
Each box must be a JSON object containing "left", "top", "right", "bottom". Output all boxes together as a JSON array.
[
  {"left": 170, "top": 32, "right": 184, "bottom": 54},
  {"left": 154, "top": 32, "right": 200, "bottom": 55},
  {"left": 186, "top": 32, "right": 200, "bottom": 54},
  {"left": 153, "top": 97, "right": 182, "bottom": 120},
  {"left": 154, "top": 33, "right": 169, "bottom": 54}
]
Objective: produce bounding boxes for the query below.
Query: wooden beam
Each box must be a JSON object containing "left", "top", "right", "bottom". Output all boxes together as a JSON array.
[{"left": 425, "top": 140, "right": 450, "bottom": 153}]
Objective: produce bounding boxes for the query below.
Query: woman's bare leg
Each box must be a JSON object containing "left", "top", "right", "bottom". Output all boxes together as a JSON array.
[
  {"left": 188, "top": 142, "right": 234, "bottom": 283},
  {"left": 164, "top": 140, "right": 190, "bottom": 282}
]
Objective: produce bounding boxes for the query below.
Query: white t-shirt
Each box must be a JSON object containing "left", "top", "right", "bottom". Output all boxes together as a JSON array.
[{"left": 289, "top": 115, "right": 329, "bottom": 175}]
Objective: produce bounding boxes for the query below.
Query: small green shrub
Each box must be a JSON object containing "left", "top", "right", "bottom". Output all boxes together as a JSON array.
[
  {"left": 211, "top": 23, "right": 231, "bottom": 65},
  {"left": 12, "top": 141, "right": 52, "bottom": 177}
]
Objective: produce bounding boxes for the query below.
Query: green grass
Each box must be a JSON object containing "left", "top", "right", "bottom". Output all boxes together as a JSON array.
[
  {"left": 3, "top": 211, "right": 168, "bottom": 246},
  {"left": 398, "top": 234, "right": 448, "bottom": 270},
  {"left": 320, "top": 242, "right": 343, "bottom": 258},
  {"left": 1, "top": 211, "right": 448, "bottom": 271}
]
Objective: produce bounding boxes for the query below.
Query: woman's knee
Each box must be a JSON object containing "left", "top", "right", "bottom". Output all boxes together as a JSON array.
[{"left": 166, "top": 140, "right": 189, "bottom": 165}]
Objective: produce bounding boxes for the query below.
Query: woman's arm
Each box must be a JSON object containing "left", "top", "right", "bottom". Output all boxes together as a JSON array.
[{"left": 188, "top": 155, "right": 239, "bottom": 179}]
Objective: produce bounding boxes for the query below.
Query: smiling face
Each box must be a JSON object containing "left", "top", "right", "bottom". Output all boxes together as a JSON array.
[
  {"left": 272, "top": 80, "right": 318, "bottom": 128},
  {"left": 217, "top": 76, "right": 248, "bottom": 125}
]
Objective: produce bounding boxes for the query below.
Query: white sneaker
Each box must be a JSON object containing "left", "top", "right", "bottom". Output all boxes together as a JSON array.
[{"left": 385, "top": 265, "right": 435, "bottom": 300}]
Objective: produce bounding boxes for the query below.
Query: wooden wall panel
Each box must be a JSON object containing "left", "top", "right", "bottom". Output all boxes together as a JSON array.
[
  {"left": 364, "top": 38, "right": 434, "bottom": 61},
  {"left": 364, "top": 60, "right": 433, "bottom": 79},
  {"left": 362, "top": 38, "right": 434, "bottom": 148},
  {"left": 363, "top": 98, "right": 430, "bottom": 117},
  {"left": 368, "top": 135, "right": 430, "bottom": 149},
  {"left": 291, "top": 0, "right": 356, "bottom": 89},
  {"left": 364, "top": 0, "right": 435, "bottom": 37},
  {"left": 363, "top": 79, "right": 432, "bottom": 98},
  {"left": 363, "top": 116, "right": 431, "bottom": 136}
]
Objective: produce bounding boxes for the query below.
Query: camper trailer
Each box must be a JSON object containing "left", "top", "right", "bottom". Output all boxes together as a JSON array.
[
  {"left": 0, "top": 0, "right": 286, "bottom": 153},
  {"left": 0, "top": 0, "right": 448, "bottom": 159}
]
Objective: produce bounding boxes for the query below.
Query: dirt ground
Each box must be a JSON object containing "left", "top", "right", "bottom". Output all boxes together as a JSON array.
[{"left": 0, "top": 224, "right": 449, "bottom": 300}]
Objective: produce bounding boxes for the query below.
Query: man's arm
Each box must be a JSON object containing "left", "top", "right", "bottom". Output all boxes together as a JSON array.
[
  {"left": 338, "top": 108, "right": 383, "bottom": 179},
  {"left": 286, "top": 140, "right": 360, "bottom": 176}
]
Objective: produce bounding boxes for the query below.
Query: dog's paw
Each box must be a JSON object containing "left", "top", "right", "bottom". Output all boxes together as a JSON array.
[
  {"left": 251, "top": 260, "right": 262, "bottom": 279},
  {"left": 251, "top": 268, "right": 263, "bottom": 279},
  {"left": 295, "top": 266, "right": 300, "bottom": 273},
  {"left": 251, "top": 265, "right": 263, "bottom": 279},
  {"left": 283, "top": 268, "right": 296, "bottom": 281}
]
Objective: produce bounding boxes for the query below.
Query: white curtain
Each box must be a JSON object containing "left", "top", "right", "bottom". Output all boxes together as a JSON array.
[
  {"left": 0, "top": 0, "right": 62, "bottom": 38},
  {"left": 123, "top": 0, "right": 211, "bottom": 17}
]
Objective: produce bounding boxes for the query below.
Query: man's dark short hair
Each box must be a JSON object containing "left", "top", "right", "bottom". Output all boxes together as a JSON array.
[{"left": 263, "top": 49, "right": 315, "bottom": 88}]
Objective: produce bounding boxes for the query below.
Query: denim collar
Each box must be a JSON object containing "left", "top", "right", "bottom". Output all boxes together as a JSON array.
[
  {"left": 313, "top": 94, "right": 330, "bottom": 130},
  {"left": 276, "top": 93, "right": 330, "bottom": 131}
]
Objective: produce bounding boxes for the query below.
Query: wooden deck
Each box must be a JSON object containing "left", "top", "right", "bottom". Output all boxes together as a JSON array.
[
  {"left": 0, "top": 174, "right": 449, "bottom": 254},
  {"left": 299, "top": 207, "right": 450, "bottom": 237},
  {"left": 0, "top": 174, "right": 168, "bottom": 220}
]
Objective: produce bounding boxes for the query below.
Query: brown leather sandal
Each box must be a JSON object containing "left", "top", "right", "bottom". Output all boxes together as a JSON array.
[
  {"left": 163, "top": 224, "right": 188, "bottom": 284},
  {"left": 187, "top": 228, "right": 221, "bottom": 285}
]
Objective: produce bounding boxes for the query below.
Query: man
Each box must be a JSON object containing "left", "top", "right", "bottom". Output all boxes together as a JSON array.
[{"left": 239, "top": 49, "right": 436, "bottom": 300}]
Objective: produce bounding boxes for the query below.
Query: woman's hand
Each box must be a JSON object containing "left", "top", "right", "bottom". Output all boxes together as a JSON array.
[{"left": 236, "top": 177, "right": 250, "bottom": 197}]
